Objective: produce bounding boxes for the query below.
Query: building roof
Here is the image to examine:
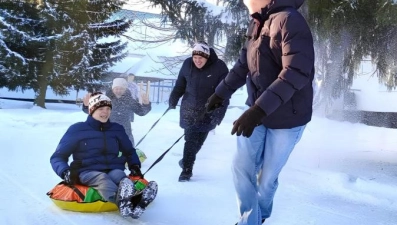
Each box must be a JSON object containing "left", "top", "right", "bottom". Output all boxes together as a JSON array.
[{"left": 125, "top": 55, "right": 181, "bottom": 80}]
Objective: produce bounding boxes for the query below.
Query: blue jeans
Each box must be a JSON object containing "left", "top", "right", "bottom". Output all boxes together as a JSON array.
[
  {"left": 79, "top": 169, "right": 127, "bottom": 203},
  {"left": 233, "top": 125, "right": 306, "bottom": 225}
]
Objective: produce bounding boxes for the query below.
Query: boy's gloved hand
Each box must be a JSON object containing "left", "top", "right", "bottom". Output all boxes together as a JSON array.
[
  {"left": 129, "top": 165, "right": 144, "bottom": 179},
  {"left": 62, "top": 160, "right": 82, "bottom": 185},
  {"left": 68, "top": 160, "right": 82, "bottom": 184},
  {"left": 62, "top": 170, "right": 75, "bottom": 185}
]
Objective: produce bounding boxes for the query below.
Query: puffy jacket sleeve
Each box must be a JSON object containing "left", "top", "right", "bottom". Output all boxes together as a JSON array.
[
  {"left": 130, "top": 98, "right": 151, "bottom": 116},
  {"left": 117, "top": 126, "right": 141, "bottom": 167},
  {"left": 168, "top": 59, "right": 189, "bottom": 107},
  {"left": 50, "top": 125, "right": 79, "bottom": 178},
  {"left": 255, "top": 12, "right": 314, "bottom": 116},
  {"left": 211, "top": 60, "right": 230, "bottom": 125}
]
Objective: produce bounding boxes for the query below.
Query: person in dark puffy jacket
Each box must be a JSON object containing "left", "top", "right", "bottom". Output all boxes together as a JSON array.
[
  {"left": 50, "top": 92, "right": 154, "bottom": 219},
  {"left": 206, "top": 0, "right": 315, "bottom": 224},
  {"left": 168, "top": 41, "right": 229, "bottom": 182}
]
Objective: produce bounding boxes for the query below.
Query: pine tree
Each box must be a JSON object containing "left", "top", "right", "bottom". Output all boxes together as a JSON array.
[
  {"left": 0, "top": 0, "right": 130, "bottom": 108},
  {"left": 146, "top": 1, "right": 217, "bottom": 45},
  {"left": 0, "top": 1, "right": 45, "bottom": 91},
  {"left": 305, "top": 0, "right": 397, "bottom": 109},
  {"left": 223, "top": 0, "right": 249, "bottom": 63},
  {"left": 144, "top": 0, "right": 248, "bottom": 63},
  {"left": 144, "top": 0, "right": 397, "bottom": 98}
]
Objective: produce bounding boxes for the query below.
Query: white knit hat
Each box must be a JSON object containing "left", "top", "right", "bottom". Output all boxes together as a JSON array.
[
  {"left": 88, "top": 93, "right": 112, "bottom": 115},
  {"left": 192, "top": 42, "right": 210, "bottom": 59},
  {"left": 112, "top": 78, "right": 128, "bottom": 89}
]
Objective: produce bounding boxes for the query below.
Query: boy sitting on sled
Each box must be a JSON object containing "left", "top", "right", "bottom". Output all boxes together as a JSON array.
[{"left": 50, "top": 92, "right": 157, "bottom": 218}]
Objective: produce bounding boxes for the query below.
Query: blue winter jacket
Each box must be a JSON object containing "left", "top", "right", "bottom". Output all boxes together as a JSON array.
[
  {"left": 169, "top": 48, "right": 229, "bottom": 132},
  {"left": 215, "top": 0, "right": 314, "bottom": 129},
  {"left": 50, "top": 115, "right": 141, "bottom": 178}
]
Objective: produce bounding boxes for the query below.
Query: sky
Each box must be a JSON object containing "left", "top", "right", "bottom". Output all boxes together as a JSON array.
[{"left": 0, "top": 87, "right": 396, "bottom": 225}]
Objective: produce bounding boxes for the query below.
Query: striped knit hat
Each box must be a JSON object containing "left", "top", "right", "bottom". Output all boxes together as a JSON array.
[
  {"left": 88, "top": 93, "right": 112, "bottom": 115},
  {"left": 192, "top": 42, "right": 210, "bottom": 59}
]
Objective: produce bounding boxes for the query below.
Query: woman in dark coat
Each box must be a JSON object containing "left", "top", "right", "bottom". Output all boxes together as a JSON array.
[{"left": 168, "top": 42, "right": 229, "bottom": 182}]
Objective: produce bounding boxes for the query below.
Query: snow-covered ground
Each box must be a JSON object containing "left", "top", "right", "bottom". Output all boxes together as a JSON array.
[{"left": 0, "top": 96, "right": 396, "bottom": 225}]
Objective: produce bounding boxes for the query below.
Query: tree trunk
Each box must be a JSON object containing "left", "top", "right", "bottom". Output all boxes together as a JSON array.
[{"left": 34, "top": 75, "right": 48, "bottom": 108}]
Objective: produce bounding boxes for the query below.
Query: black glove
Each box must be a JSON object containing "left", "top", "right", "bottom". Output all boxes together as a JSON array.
[
  {"left": 129, "top": 165, "right": 144, "bottom": 178},
  {"left": 70, "top": 160, "right": 82, "bottom": 170},
  {"left": 231, "top": 104, "right": 266, "bottom": 137},
  {"left": 63, "top": 160, "right": 82, "bottom": 185},
  {"left": 206, "top": 94, "right": 224, "bottom": 113},
  {"left": 62, "top": 170, "right": 73, "bottom": 184}
]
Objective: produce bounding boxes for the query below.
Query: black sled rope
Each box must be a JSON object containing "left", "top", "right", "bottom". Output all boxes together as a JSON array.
[
  {"left": 134, "top": 107, "right": 185, "bottom": 175},
  {"left": 143, "top": 133, "right": 185, "bottom": 175},
  {"left": 140, "top": 107, "right": 211, "bottom": 175},
  {"left": 135, "top": 108, "right": 170, "bottom": 148}
]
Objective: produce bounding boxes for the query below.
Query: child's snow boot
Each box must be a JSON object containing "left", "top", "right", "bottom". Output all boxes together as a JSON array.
[
  {"left": 116, "top": 178, "right": 136, "bottom": 217},
  {"left": 130, "top": 181, "right": 158, "bottom": 219}
]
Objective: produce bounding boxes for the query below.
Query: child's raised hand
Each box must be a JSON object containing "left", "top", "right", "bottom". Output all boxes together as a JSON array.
[{"left": 83, "top": 93, "right": 91, "bottom": 106}]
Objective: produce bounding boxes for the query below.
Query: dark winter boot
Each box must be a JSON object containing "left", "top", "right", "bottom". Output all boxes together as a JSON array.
[
  {"left": 130, "top": 181, "right": 158, "bottom": 219},
  {"left": 178, "top": 168, "right": 193, "bottom": 182},
  {"left": 179, "top": 159, "right": 194, "bottom": 169},
  {"left": 116, "top": 178, "right": 136, "bottom": 217}
]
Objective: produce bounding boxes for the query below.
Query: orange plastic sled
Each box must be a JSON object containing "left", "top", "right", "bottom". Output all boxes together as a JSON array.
[
  {"left": 47, "top": 182, "right": 118, "bottom": 212},
  {"left": 47, "top": 176, "right": 146, "bottom": 213}
]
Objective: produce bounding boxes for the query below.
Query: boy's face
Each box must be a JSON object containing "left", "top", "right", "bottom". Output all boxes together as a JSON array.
[{"left": 92, "top": 106, "right": 111, "bottom": 123}]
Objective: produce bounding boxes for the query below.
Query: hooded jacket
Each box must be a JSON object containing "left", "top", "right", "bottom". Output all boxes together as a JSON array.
[
  {"left": 169, "top": 48, "right": 229, "bottom": 132},
  {"left": 215, "top": 0, "right": 314, "bottom": 129}
]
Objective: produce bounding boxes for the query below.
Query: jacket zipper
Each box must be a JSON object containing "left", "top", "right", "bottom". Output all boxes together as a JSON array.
[{"left": 100, "top": 124, "right": 109, "bottom": 169}]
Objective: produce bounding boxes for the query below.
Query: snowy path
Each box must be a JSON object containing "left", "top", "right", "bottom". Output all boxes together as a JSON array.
[{"left": 0, "top": 102, "right": 396, "bottom": 225}]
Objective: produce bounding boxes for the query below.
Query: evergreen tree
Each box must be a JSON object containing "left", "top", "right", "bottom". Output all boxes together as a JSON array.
[
  {"left": 146, "top": 0, "right": 218, "bottom": 45},
  {"left": 0, "top": 1, "right": 45, "bottom": 90},
  {"left": 0, "top": 0, "right": 130, "bottom": 108},
  {"left": 145, "top": 0, "right": 397, "bottom": 99},
  {"left": 305, "top": 0, "right": 397, "bottom": 110},
  {"left": 223, "top": 0, "right": 249, "bottom": 63},
  {"left": 145, "top": 0, "right": 248, "bottom": 63}
]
